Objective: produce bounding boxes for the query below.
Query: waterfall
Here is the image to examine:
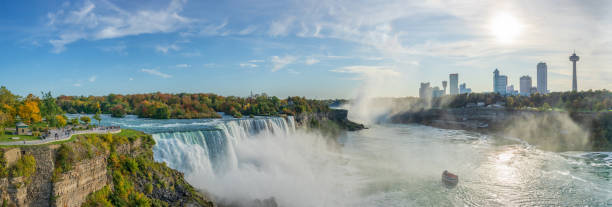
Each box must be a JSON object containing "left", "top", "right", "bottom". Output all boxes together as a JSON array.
[{"left": 152, "top": 116, "right": 296, "bottom": 177}]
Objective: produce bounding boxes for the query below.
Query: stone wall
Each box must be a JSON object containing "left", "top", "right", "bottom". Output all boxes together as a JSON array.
[{"left": 52, "top": 155, "right": 108, "bottom": 207}]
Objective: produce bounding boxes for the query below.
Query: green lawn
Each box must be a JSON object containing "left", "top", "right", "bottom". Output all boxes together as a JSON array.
[
  {"left": 0, "top": 134, "right": 40, "bottom": 142},
  {"left": 116, "top": 129, "right": 145, "bottom": 137}
]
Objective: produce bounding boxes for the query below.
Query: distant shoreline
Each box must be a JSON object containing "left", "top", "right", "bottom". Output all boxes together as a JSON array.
[{"left": 390, "top": 108, "right": 612, "bottom": 152}]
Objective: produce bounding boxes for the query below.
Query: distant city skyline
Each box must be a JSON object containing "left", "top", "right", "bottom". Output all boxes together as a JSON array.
[{"left": 0, "top": 0, "right": 610, "bottom": 98}]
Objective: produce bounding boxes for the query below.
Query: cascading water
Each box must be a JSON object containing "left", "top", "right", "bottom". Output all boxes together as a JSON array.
[{"left": 153, "top": 116, "right": 296, "bottom": 177}]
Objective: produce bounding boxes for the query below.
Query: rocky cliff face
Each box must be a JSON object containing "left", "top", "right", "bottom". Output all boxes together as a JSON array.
[
  {"left": 295, "top": 109, "right": 365, "bottom": 131},
  {"left": 0, "top": 131, "right": 215, "bottom": 207},
  {"left": 52, "top": 155, "right": 108, "bottom": 207}
]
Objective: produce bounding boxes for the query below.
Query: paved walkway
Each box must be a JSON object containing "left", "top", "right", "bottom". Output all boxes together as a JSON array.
[{"left": 0, "top": 128, "right": 121, "bottom": 146}]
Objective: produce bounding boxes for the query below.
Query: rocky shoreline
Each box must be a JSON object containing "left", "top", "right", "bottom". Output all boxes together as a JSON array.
[{"left": 390, "top": 108, "right": 612, "bottom": 151}]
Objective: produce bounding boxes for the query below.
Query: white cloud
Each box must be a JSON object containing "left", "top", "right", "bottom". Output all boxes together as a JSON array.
[
  {"left": 175, "top": 64, "right": 191, "bottom": 68},
  {"left": 156, "top": 44, "right": 180, "bottom": 54},
  {"left": 305, "top": 57, "right": 320, "bottom": 65},
  {"left": 141, "top": 69, "right": 172, "bottom": 78},
  {"left": 129, "top": 77, "right": 134, "bottom": 81},
  {"left": 270, "top": 55, "right": 296, "bottom": 71},
  {"left": 73, "top": 83, "right": 82, "bottom": 87},
  {"left": 331, "top": 65, "right": 400, "bottom": 77},
  {"left": 239, "top": 25, "right": 257, "bottom": 35},
  {"left": 240, "top": 63, "right": 258, "bottom": 68},
  {"left": 88, "top": 75, "right": 97, "bottom": 82},
  {"left": 269, "top": 16, "right": 295, "bottom": 37},
  {"left": 47, "top": 0, "right": 191, "bottom": 53},
  {"left": 200, "top": 20, "right": 228, "bottom": 36},
  {"left": 248, "top": 59, "right": 264, "bottom": 63}
]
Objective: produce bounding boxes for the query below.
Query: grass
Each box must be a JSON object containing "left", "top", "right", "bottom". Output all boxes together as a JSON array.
[
  {"left": 0, "top": 129, "right": 125, "bottom": 149},
  {"left": 0, "top": 134, "right": 40, "bottom": 142},
  {"left": 116, "top": 129, "right": 145, "bottom": 137}
]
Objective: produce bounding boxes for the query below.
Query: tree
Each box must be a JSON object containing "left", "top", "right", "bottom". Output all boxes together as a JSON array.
[
  {"left": 18, "top": 100, "right": 42, "bottom": 125},
  {"left": 56, "top": 115, "right": 67, "bottom": 128},
  {"left": 40, "top": 92, "right": 62, "bottom": 127},
  {"left": 93, "top": 112, "right": 102, "bottom": 126},
  {"left": 80, "top": 116, "right": 91, "bottom": 126},
  {"left": 69, "top": 118, "right": 79, "bottom": 126},
  {"left": 0, "top": 111, "right": 8, "bottom": 135},
  {"left": 110, "top": 104, "right": 126, "bottom": 118}
]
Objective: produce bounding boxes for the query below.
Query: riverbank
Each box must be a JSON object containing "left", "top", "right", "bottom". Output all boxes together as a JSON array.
[{"left": 390, "top": 108, "right": 612, "bottom": 151}]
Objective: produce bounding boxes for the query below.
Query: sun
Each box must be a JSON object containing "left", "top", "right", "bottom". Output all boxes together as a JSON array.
[{"left": 490, "top": 13, "right": 522, "bottom": 44}]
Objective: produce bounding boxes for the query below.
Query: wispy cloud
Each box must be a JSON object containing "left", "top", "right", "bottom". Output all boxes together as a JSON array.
[
  {"left": 305, "top": 57, "right": 319, "bottom": 65},
  {"left": 47, "top": 0, "right": 191, "bottom": 53},
  {"left": 239, "top": 25, "right": 257, "bottom": 35},
  {"left": 175, "top": 64, "right": 191, "bottom": 68},
  {"left": 200, "top": 20, "right": 229, "bottom": 36},
  {"left": 141, "top": 68, "right": 172, "bottom": 78},
  {"left": 331, "top": 65, "right": 400, "bottom": 77},
  {"left": 248, "top": 59, "right": 264, "bottom": 63},
  {"left": 269, "top": 16, "right": 295, "bottom": 37},
  {"left": 156, "top": 44, "right": 180, "bottom": 54},
  {"left": 240, "top": 63, "right": 258, "bottom": 68},
  {"left": 270, "top": 55, "right": 296, "bottom": 71},
  {"left": 88, "top": 75, "right": 97, "bottom": 82},
  {"left": 73, "top": 83, "right": 82, "bottom": 87}
]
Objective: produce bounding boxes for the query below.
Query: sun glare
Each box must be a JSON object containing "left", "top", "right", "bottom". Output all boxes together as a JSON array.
[{"left": 490, "top": 13, "right": 522, "bottom": 44}]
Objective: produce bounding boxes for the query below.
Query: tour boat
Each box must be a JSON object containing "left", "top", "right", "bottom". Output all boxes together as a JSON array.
[{"left": 442, "top": 170, "right": 459, "bottom": 187}]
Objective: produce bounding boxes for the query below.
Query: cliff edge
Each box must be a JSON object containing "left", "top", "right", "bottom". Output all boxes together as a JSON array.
[{"left": 0, "top": 129, "right": 215, "bottom": 207}]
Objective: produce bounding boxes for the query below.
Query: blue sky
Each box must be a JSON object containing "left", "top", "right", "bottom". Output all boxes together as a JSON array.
[{"left": 0, "top": 0, "right": 610, "bottom": 98}]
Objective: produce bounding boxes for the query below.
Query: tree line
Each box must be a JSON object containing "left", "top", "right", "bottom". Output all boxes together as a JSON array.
[
  {"left": 435, "top": 90, "right": 612, "bottom": 112},
  {"left": 57, "top": 92, "right": 330, "bottom": 119},
  {"left": 0, "top": 86, "right": 331, "bottom": 132}
]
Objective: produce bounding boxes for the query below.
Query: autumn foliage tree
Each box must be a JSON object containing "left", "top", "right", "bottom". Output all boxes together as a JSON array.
[{"left": 18, "top": 99, "right": 42, "bottom": 125}]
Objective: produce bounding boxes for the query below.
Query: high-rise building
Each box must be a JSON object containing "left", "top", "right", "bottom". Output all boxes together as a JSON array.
[
  {"left": 537, "top": 62, "right": 547, "bottom": 94},
  {"left": 432, "top": 87, "right": 444, "bottom": 98},
  {"left": 419, "top": 82, "right": 432, "bottom": 99},
  {"left": 493, "top": 69, "right": 507, "bottom": 95},
  {"left": 530, "top": 87, "right": 538, "bottom": 94},
  {"left": 459, "top": 83, "right": 472, "bottom": 94},
  {"left": 520, "top": 75, "right": 532, "bottom": 96},
  {"left": 569, "top": 52, "right": 580, "bottom": 91},
  {"left": 506, "top": 85, "right": 518, "bottom": 95},
  {"left": 442, "top": 81, "right": 448, "bottom": 95},
  {"left": 449, "top": 73, "right": 459, "bottom": 95}
]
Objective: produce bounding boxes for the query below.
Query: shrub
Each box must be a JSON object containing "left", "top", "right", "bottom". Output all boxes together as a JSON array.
[
  {"left": 10, "top": 154, "right": 36, "bottom": 179},
  {"left": 55, "top": 144, "right": 75, "bottom": 173}
]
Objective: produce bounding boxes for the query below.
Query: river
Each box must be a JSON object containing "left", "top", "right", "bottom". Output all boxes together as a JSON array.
[{"left": 84, "top": 114, "right": 612, "bottom": 206}]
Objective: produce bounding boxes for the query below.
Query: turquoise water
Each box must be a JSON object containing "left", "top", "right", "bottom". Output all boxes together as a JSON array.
[{"left": 83, "top": 114, "right": 612, "bottom": 206}]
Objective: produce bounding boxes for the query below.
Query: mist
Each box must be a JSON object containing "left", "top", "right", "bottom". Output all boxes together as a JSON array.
[{"left": 502, "top": 112, "right": 591, "bottom": 151}]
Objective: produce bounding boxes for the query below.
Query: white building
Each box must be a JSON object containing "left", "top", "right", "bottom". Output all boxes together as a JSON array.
[
  {"left": 537, "top": 62, "right": 547, "bottom": 94},
  {"left": 419, "top": 82, "right": 432, "bottom": 99},
  {"left": 520, "top": 76, "right": 532, "bottom": 96},
  {"left": 506, "top": 85, "right": 518, "bottom": 96},
  {"left": 493, "top": 69, "right": 507, "bottom": 95}
]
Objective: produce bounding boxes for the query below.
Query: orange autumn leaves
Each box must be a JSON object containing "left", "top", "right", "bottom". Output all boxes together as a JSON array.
[{"left": 18, "top": 100, "right": 42, "bottom": 125}]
